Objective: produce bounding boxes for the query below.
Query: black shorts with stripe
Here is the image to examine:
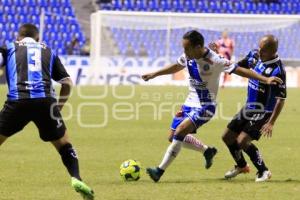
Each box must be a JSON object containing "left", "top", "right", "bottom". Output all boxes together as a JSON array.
[
  {"left": 227, "top": 107, "right": 272, "bottom": 140},
  {"left": 0, "top": 98, "right": 66, "bottom": 141}
]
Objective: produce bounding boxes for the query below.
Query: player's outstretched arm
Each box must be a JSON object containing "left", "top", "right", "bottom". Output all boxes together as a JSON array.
[
  {"left": 142, "top": 63, "right": 185, "bottom": 81},
  {"left": 260, "top": 98, "right": 285, "bottom": 138},
  {"left": 233, "top": 66, "right": 283, "bottom": 85},
  {"left": 58, "top": 77, "right": 73, "bottom": 111}
]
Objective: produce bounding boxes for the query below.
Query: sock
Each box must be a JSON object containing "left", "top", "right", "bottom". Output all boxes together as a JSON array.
[
  {"left": 227, "top": 141, "right": 247, "bottom": 168},
  {"left": 182, "top": 134, "right": 208, "bottom": 153},
  {"left": 244, "top": 143, "right": 268, "bottom": 173},
  {"left": 59, "top": 143, "right": 82, "bottom": 180},
  {"left": 158, "top": 138, "right": 183, "bottom": 171}
]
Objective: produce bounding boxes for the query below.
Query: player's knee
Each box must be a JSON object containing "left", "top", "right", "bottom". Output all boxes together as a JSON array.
[
  {"left": 168, "top": 135, "right": 173, "bottom": 142},
  {"left": 237, "top": 137, "right": 251, "bottom": 150},
  {"left": 168, "top": 131, "right": 174, "bottom": 142},
  {"left": 222, "top": 129, "right": 237, "bottom": 145},
  {"left": 222, "top": 133, "right": 232, "bottom": 145}
]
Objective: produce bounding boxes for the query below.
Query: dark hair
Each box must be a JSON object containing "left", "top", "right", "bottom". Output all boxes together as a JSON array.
[
  {"left": 18, "top": 23, "right": 39, "bottom": 39},
  {"left": 183, "top": 30, "right": 204, "bottom": 47}
]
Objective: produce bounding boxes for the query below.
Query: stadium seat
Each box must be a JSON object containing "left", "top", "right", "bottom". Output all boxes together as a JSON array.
[
  {"left": 148, "top": 0, "right": 159, "bottom": 11},
  {"left": 135, "top": 0, "right": 147, "bottom": 11},
  {"left": 159, "top": 0, "right": 170, "bottom": 12}
]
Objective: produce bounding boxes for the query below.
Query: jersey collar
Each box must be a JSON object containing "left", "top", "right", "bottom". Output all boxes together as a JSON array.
[
  {"left": 20, "top": 37, "right": 36, "bottom": 43},
  {"left": 262, "top": 56, "right": 279, "bottom": 65}
]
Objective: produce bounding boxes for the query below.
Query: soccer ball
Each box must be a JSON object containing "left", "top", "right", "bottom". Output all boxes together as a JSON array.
[{"left": 120, "top": 159, "right": 141, "bottom": 181}]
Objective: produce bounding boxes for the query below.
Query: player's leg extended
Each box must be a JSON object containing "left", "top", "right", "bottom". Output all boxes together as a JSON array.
[
  {"left": 168, "top": 130, "right": 208, "bottom": 153},
  {"left": 223, "top": 128, "right": 250, "bottom": 179},
  {"left": 237, "top": 132, "right": 271, "bottom": 182},
  {"left": 51, "top": 132, "right": 94, "bottom": 199},
  {"left": 147, "top": 118, "right": 195, "bottom": 182},
  {"left": 51, "top": 132, "right": 82, "bottom": 180},
  {"left": 169, "top": 130, "right": 217, "bottom": 169}
]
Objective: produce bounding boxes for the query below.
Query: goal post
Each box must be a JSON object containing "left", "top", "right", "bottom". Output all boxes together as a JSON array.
[{"left": 89, "top": 11, "right": 300, "bottom": 85}]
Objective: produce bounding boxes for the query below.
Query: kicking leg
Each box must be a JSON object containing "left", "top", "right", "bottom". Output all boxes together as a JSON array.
[
  {"left": 51, "top": 132, "right": 94, "bottom": 200},
  {"left": 147, "top": 118, "right": 195, "bottom": 182},
  {"left": 182, "top": 134, "right": 217, "bottom": 169},
  {"left": 168, "top": 130, "right": 208, "bottom": 153}
]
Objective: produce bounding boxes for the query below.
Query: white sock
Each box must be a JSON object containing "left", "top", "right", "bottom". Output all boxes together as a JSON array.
[
  {"left": 182, "top": 134, "right": 208, "bottom": 153},
  {"left": 158, "top": 139, "right": 182, "bottom": 170}
]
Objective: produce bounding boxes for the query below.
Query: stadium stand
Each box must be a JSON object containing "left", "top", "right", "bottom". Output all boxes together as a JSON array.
[
  {"left": 1, "top": 0, "right": 299, "bottom": 58},
  {"left": 0, "top": 0, "right": 85, "bottom": 55},
  {"left": 98, "top": 0, "right": 300, "bottom": 59},
  {"left": 102, "top": 0, "right": 300, "bottom": 14}
]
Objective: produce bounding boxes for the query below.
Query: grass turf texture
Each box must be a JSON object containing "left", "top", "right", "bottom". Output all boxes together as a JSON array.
[{"left": 0, "top": 86, "right": 299, "bottom": 200}]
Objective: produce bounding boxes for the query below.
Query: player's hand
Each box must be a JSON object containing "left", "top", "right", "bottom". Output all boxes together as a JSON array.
[
  {"left": 266, "top": 76, "right": 283, "bottom": 85},
  {"left": 141, "top": 73, "right": 156, "bottom": 81},
  {"left": 260, "top": 122, "right": 273, "bottom": 138},
  {"left": 208, "top": 42, "right": 218, "bottom": 53}
]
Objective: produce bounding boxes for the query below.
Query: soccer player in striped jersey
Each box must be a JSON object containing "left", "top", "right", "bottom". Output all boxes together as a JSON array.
[
  {"left": 0, "top": 24, "right": 94, "bottom": 199},
  {"left": 142, "top": 30, "right": 282, "bottom": 182},
  {"left": 222, "top": 35, "right": 286, "bottom": 182}
]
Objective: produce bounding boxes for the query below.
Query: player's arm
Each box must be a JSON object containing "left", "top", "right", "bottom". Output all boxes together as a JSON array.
[
  {"left": 0, "top": 46, "right": 7, "bottom": 67},
  {"left": 57, "top": 77, "right": 73, "bottom": 111},
  {"left": 0, "top": 53, "right": 3, "bottom": 67},
  {"left": 261, "top": 72, "right": 287, "bottom": 138},
  {"left": 142, "top": 63, "right": 185, "bottom": 81},
  {"left": 142, "top": 53, "right": 187, "bottom": 81},
  {"left": 233, "top": 66, "right": 283, "bottom": 85},
  {"left": 52, "top": 54, "right": 73, "bottom": 111},
  {"left": 219, "top": 49, "right": 282, "bottom": 85},
  {"left": 260, "top": 98, "right": 285, "bottom": 138}
]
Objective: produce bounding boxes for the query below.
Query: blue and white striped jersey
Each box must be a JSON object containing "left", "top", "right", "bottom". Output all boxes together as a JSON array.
[{"left": 0, "top": 37, "right": 70, "bottom": 100}]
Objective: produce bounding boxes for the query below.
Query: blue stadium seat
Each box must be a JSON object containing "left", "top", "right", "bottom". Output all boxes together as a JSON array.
[
  {"left": 159, "top": 0, "right": 170, "bottom": 12},
  {"left": 184, "top": 0, "right": 196, "bottom": 13},
  {"left": 135, "top": 0, "right": 147, "bottom": 11},
  {"left": 148, "top": 0, "right": 159, "bottom": 11},
  {"left": 171, "top": 0, "right": 184, "bottom": 12},
  {"left": 123, "top": 0, "right": 134, "bottom": 11}
]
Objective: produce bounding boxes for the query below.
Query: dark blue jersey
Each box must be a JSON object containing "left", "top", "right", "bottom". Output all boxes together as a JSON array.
[
  {"left": 0, "top": 37, "right": 69, "bottom": 100},
  {"left": 237, "top": 49, "right": 287, "bottom": 112}
]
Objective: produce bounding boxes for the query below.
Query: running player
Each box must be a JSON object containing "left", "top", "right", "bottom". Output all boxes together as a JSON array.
[
  {"left": 142, "top": 30, "right": 282, "bottom": 182},
  {"left": 0, "top": 24, "right": 94, "bottom": 199},
  {"left": 222, "top": 35, "right": 286, "bottom": 182}
]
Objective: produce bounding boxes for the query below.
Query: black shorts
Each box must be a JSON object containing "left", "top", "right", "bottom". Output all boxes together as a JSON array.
[
  {"left": 0, "top": 98, "right": 66, "bottom": 141},
  {"left": 227, "top": 107, "right": 272, "bottom": 140}
]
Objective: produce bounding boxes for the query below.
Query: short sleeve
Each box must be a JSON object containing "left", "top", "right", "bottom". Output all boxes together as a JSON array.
[
  {"left": 177, "top": 53, "right": 187, "bottom": 67},
  {"left": 52, "top": 54, "right": 70, "bottom": 82},
  {"left": 237, "top": 49, "right": 259, "bottom": 69},
  {"left": 272, "top": 68, "right": 287, "bottom": 99}
]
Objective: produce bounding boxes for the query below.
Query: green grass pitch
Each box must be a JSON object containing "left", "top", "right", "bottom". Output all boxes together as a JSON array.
[{"left": 0, "top": 86, "right": 299, "bottom": 200}]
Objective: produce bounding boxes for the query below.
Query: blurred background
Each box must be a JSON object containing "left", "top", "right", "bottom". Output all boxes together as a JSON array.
[{"left": 0, "top": 0, "right": 300, "bottom": 86}]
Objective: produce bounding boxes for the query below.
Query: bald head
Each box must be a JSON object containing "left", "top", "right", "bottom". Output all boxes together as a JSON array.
[{"left": 259, "top": 35, "right": 278, "bottom": 61}]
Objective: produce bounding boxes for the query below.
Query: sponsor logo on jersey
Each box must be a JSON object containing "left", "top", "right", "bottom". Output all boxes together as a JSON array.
[
  {"left": 249, "top": 81, "right": 265, "bottom": 93},
  {"left": 189, "top": 78, "right": 208, "bottom": 89},
  {"left": 265, "top": 67, "right": 273, "bottom": 75}
]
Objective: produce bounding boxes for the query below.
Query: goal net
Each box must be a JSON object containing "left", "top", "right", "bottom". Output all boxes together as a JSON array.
[{"left": 89, "top": 11, "right": 300, "bottom": 85}]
